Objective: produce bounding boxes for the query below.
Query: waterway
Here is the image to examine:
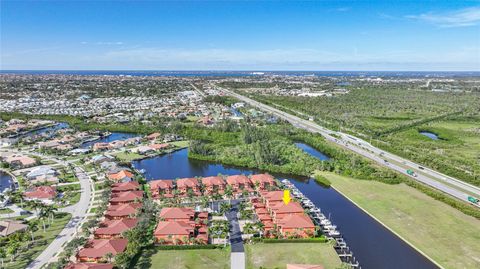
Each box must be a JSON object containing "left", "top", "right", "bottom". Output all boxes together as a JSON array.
[
  {"left": 295, "top": 142, "right": 330, "bottom": 161},
  {"left": 81, "top": 132, "right": 140, "bottom": 148},
  {"left": 420, "top": 131, "right": 439, "bottom": 140},
  {"left": 132, "top": 147, "right": 438, "bottom": 269},
  {"left": 0, "top": 170, "right": 14, "bottom": 193}
]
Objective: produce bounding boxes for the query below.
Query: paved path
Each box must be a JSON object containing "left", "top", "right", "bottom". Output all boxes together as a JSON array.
[
  {"left": 221, "top": 87, "right": 480, "bottom": 206},
  {"left": 26, "top": 159, "right": 93, "bottom": 268},
  {"left": 225, "top": 200, "right": 245, "bottom": 269}
]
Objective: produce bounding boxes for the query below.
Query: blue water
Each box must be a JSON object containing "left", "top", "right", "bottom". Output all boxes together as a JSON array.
[
  {"left": 0, "top": 171, "right": 13, "bottom": 193},
  {"left": 12, "top": 122, "right": 69, "bottom": 139},
  {"left": 81, "top": 132, "right": 140, "bottom": 148},
  {"left": 231, "top": 108, "right": 243, "bottom": 117},
  {"left": 420, "top": 131, "right": 439, "bottom": 140},
  {"left": 1, "top": 70, "right": 478, "bottom": 78},
  {"left": 132, "top": 148, "right": 438, "bottom": 269},
  {"left": 295, "top": 142, "right": 330, "bottom": 160}
]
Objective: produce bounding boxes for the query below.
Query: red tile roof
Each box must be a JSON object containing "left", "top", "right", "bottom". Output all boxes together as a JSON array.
[
  {"left": 105, "top": 203, "right": 142, "bottom": 218},
  {"left": 78, "top": 239, "right": 128, "bottom": 258},
  {"left": 271, "top": 201, "right": 304, "bottom": 214},
  {"left": 201, "top": 176, "right": 225, "bottom": 187},
  {"left": 65, "top": 263, "right": 113, "bottom": 269},
  {"left": 159, "top": 207, "right": 194, "bottom": 220},
  {"left": 95, "top": 218, "right": 138, "bottom": 236},
  {"left": 176, "top": 178, "right": 199, "bottom": 188},
  {"left": 154, "top": 221, "right": 193, "bottom": 236},
  {"left": 226, "top": 175, "right": 251, "bottom": 185},
  {"left": 149, "top": 179, "right": 174, "bottom": 190},
  {"left": 277, "top": 214, "right": 315, "bottom": 229},
  {"left": 107, "top": 170, "right": 134, "bottom": 181},
  {"left": 24, "top": 186, "right": 57, "bottom": 199},
  {"left": 109, "top": 191, "right": 143, "bottom": 203},
  {"left": 261, "top": 191, "right": 284, "bottom": 201},
  {"left": 250, "top": 173, "right": 276, "bottom": 184},
  {"left": 111, "top": 181, "right": 140, "bottom": 192}
]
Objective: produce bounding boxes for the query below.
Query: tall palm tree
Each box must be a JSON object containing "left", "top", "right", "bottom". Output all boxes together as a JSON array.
[{"left": 27, "top": 220, "right": 39, "bottom": 242}]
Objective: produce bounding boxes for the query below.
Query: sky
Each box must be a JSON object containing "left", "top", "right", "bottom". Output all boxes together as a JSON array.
[{"left": 1, "top": 0, "right": 479, "bottom": 71}]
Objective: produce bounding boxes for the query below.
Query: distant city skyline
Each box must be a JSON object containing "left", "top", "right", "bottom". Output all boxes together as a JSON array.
[{"left": 1, "top": 0, "right": 479, "bottom": 71}]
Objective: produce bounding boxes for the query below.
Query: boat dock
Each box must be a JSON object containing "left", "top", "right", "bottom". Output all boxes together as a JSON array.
[{"left": 281, "top": 179, "right": 361, "bottom": 268}]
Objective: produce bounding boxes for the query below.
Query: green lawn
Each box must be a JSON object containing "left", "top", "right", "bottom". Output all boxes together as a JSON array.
[
  {"left": 245, "top": 243, "right": 341, "bottom": 269},
  {"left": 5, "top": 213, "right": 72, "bottom": 269},
  {"left": 170, "top": 140, "right": 190, "bottom": 148},
  {"left": 112, "top": 151, "right": 145, "bottom": 162},
  {"left": 0, "top": 207, "right": 14, "bottom": 214},
  {"left": 319, "top": 171, "right": 480, "bottom": 269},
  {"left": 133, "top": 247, "right": 230, "bottom": 269}
]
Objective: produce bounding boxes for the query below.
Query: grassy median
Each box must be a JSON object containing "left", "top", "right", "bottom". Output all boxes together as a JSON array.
[
  {"left": 245, "top": 242, "right": 341, "bottom": 269},
  {"left": 319, "top": 171, "right": 480, "bottom": 269}
]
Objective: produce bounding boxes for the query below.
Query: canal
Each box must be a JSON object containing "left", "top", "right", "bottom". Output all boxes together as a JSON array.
[
  {"left": 132, "top": 147, "right": 438, "bottom": 269},
  {"left": 81, "top": 132, "right": 141, "bottom": 148},
  {"left": 0, "top": 170, "right": 14, "bottom": 193}
]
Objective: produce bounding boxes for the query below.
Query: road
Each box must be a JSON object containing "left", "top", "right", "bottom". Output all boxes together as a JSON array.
[
  {"left": 220, "top": 87, "right": 480, "bottom": 208},
  {"left": 225, "top": 200, "right": 245, "bottom": 269}
]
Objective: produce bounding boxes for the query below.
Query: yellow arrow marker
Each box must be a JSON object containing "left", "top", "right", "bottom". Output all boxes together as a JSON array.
[{"left": 283, "top": 189, "right": 291, "bottom": 205}]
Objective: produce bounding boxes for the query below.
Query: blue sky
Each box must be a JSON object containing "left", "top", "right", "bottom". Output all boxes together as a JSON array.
[{"left": 1, "top": 0, "right": 479, "bottom": 71}]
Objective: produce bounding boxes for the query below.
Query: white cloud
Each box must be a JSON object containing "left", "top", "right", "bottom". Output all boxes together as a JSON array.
[{"left": 406, "top": 7, "right": 480, "bottom": 27}]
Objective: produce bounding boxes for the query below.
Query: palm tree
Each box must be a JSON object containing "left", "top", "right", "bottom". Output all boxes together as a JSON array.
[
  {"left": 104, "top": 252, "right": 114, "bottom": 263},
  {"left": 27, "top": 220, "right": 39, "bottom": 242},
  {"left": 224, "top": 186, "right": 233, "bottom": 203},
  {"left": 11, "top": 191, "right": 24, "bottom": 208},
  {"left": 6, "top": 242, "right": 19, "bottom": 262},
  {"left": 38, "top": 205, "right": 49, "bottom": 232}
]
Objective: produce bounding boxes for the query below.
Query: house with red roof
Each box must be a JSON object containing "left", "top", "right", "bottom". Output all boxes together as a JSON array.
[
  {"left": 77, "top": 239, "right": 128, "bottom": 262},
  {"left": 94, "top": 218, "right": 138, "bottom": 239},
  {"left": 107, "top": 170, "right": 134, "bottom": 182},
  {"left": 146, "top": 132, "right": 161, "bottom": 141},
  {"left": 23, "top": 186, "right": 57, "bottom": 204},
  {"left": 201, "top": 176, "right": 226, "bottom": 195},
  {"left": 111, "top": 181, "right": 140, "bottom": 193},
  {"left": 250, "top": 173, "right": 277, "bottom": 190},
  {"left": 109, "top": 190, "right": 143, "bottom": 205},
  {"left": 261, "top": 190, "right": 284, "bottom": 208},
  {"left": 153, "top": 221, "right": 194, "bottom": 245},
  {"left": 176, "top": 178, "right": 201, "bottom": 196},
  {"left": 105, "top": 203, "right": 142, "bottom": 220},
  {"left": 149, "top": 179, "right": 174, "bottom": 199},
  {"left": 159, "top": 207, "right": 195, "bottom": 222},
  {"left": 226, "top": 175, "right": 253, "bottom": 193},
  {"left": 4, "top": 155, "right": 37, "bottom": 168},
  {"left": 65, "top": 263, "right": 113, "bottom": 269},
  {"left": 269, "top": 201, "right": 305, "bottom": 222},
  {"left": 148, "top": 143, "right": 170, "bottom": 151},
  {"left": 276, "top": 214, "right": 316, "bottom": 238}
]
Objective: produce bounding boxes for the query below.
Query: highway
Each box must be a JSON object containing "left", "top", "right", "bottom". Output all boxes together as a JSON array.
[{"left": 219, "top": 87, "right": 480, "bottom": 208}]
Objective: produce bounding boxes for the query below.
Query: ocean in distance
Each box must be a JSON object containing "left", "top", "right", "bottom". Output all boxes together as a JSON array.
[{"left": 1, "top": 70, "right": 479, "bottom": 78}]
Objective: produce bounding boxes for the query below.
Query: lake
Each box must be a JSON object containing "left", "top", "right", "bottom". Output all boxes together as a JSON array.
[
  {"left": 132, "top": 147, "right": 438, "bottom": 269},
  {"left": 295, "top": 142, "right": 330, "bottom": 160}
]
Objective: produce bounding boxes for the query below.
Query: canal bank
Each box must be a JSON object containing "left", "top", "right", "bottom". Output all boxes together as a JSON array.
[
  {"left": 132, "top": 148, "right": 439, "bottom": 269},
  {"left": 331, "top": 184, "right": 444, "bottom": 269}
]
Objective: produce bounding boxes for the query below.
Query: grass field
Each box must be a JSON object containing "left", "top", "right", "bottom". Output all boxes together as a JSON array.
[
  {"left": 133, "top": 247, "right": 230, "bottom": 269},
  {"left": 112, "top": 151, "right": 145, "bottom": 162},
  {"left": 5, "top": 213, "right": 72, "bottom": 269},
  {"left": 318, "top": 171, "right": 480, "bottom": 269},
  {"left": 245, "top": 243, "right": 341, "bottom": 269},
  {"left": 170, "top": 140, "right": 190, "bottom": 148}
]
